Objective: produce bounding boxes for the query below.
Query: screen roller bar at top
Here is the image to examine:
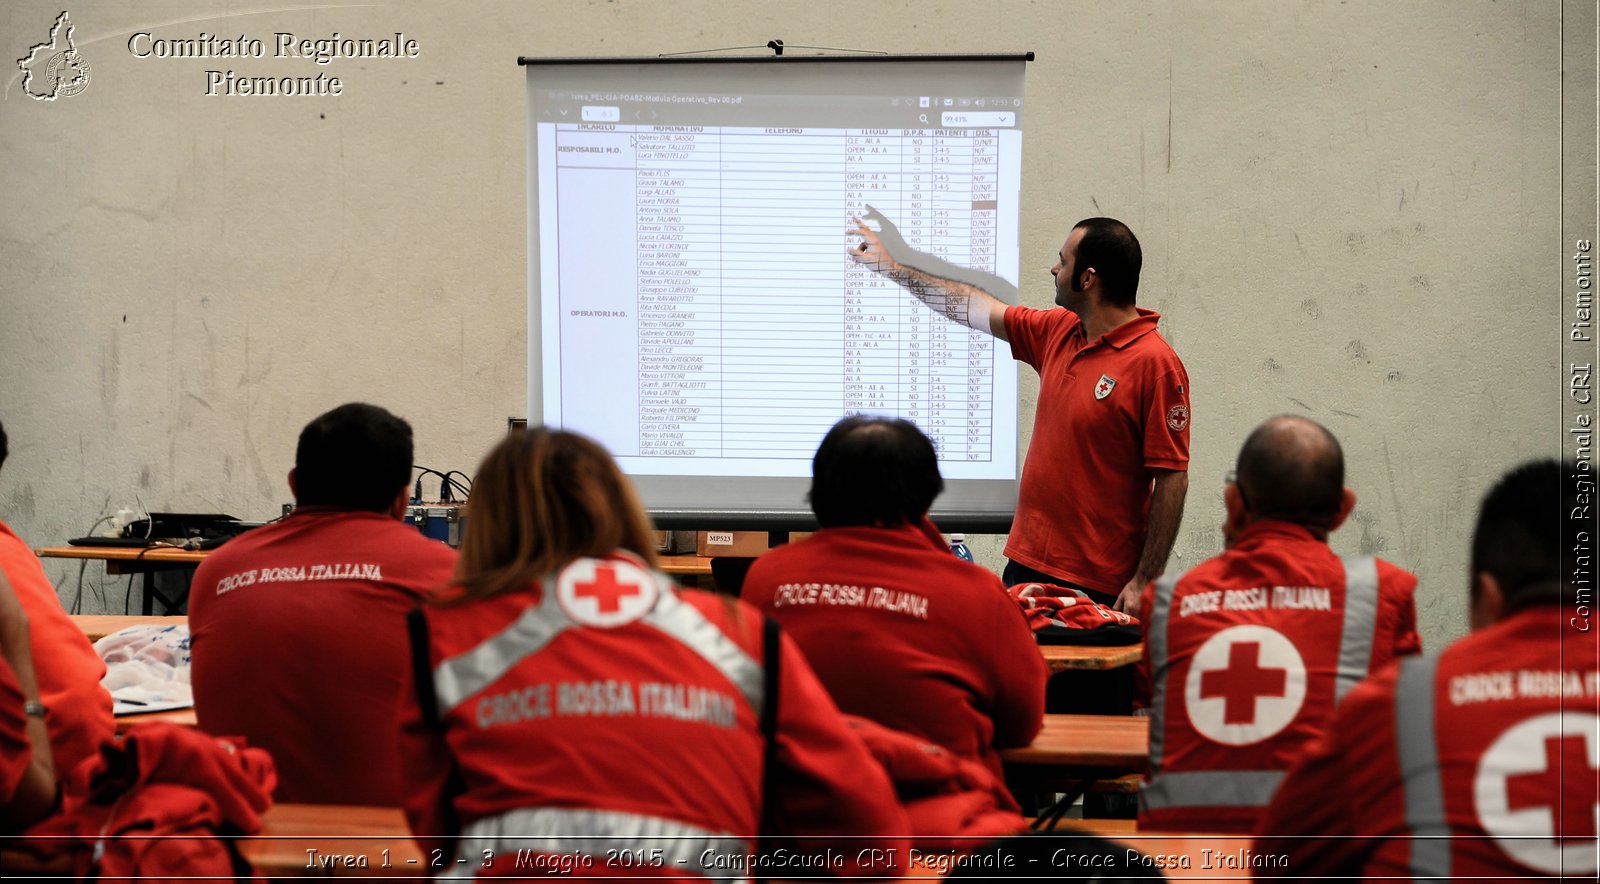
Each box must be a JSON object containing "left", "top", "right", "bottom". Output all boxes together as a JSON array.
[{"left": 518, "top": 52, "right": 1034, "bottom": 66}]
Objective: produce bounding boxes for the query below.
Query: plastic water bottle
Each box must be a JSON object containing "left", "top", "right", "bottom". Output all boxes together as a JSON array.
[{"left": 949, "top": 533, "right": 974, "bottom": 562}]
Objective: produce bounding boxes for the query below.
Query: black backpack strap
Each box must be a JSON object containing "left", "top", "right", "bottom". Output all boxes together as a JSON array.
[
  {"left": 406, "top": 607, "right": 444, "bottom": 730},
  {"left": 761, "top": 616, "right": 781, "bottom": 757},
  {"left": 406, "top": 604, "right": 467, "bottom": 860},
  {"left": 217, "top": 822, "right": 257, "bottom": 883},
  {"left": 756, "top": 616, "right": 782, "bottom": 882}
]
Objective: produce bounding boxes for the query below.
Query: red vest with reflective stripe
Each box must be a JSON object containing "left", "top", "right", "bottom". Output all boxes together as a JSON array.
[
  {"left": 1140, "top": 521, "right": 1419, "bottom": 833},
  {"left": 1375, "top": 607, "right": 1599, "bottom": 879},
  {"left": 418, "top": 553, "right": 768, "bottom": 851}
]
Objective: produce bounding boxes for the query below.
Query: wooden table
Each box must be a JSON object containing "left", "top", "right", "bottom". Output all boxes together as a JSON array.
[
  {"left": 890, "top": 824, "right": 1264, "bottom": 882},
  {"left": 1000, "top": 713, "right": 1149, "bottom": 771},
  {"left": 1000, "top": 713, "right": 1149, "bottom": 818},
  {"left": 37, "top": 545, "right": 210, "bottom": 567},
  {"left": 40, "top": 546, "right": 716, "bottom": 574},
  {"left": 241, "top": 803, "right": 425, "bottom": 876},
  {"left": 37, "top": 546, "right": 205, "bottom": 614},
  {"left": 7, "top": 802, "right": 1262, "bottom": 881},
  {"left": 1039, "top": 643, "right": 1142, "bottom": 672},
  {"left": 39, "top": 547, "right": 719, "bottom": 614},
  {"left": 114, "top": 706, "right": 198, "bottom": 733},
  {"left": 70, "top": 614, "right": 186, "bottom": 642}
]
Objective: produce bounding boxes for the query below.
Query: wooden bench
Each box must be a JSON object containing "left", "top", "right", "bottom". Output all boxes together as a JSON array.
[{"left": 0, "top": 803, "right": 423, "bottom": 878}]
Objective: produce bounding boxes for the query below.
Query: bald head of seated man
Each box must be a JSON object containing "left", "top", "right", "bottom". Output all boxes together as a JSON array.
[
  {"left": 1137, "top": 414, "right": 1422, "bottom": 834},
  {"left": 1258, "top": 459, "right": 1597, "bottom": 879},
  {"left": 1227, "top": 415, "right": 1351, "bottom": 544}
]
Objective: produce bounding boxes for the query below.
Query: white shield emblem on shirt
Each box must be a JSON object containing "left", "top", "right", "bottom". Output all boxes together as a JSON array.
[{"left": 1094, "top": 374, "right": 1118, "bottom": 400}]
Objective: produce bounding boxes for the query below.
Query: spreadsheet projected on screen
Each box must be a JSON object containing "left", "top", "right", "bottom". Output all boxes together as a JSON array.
[{"left": 525, "top": 55, "right": 1027, "bottom": 528}]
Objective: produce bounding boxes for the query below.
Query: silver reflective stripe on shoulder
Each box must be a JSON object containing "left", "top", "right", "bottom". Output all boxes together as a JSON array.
[
  {"left": 1139, "top": 769, "right": 1285, "bottom": 811},
  {"left": 643, "top": 583, "right": 765, "bottom": 714},
  {"left": 1335, "top": 555, "right": 1380, "bottom": 705},
  {"left": 460, "top": 806, "right": 748, "bottom": 880},
  {"left": 1396, "top": 652, "right": 1451, "bottom": 880},
  {"left": 1146, "top": 572, "right": 1183, "bottom": 771},
  {"left": 432, "top": 588, "right": 570, "bottom": 716}
]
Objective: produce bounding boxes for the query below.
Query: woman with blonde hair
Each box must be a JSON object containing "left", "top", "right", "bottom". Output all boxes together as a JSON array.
[{"left": 397, "top": 428, "right": 907, "bottom": 878}]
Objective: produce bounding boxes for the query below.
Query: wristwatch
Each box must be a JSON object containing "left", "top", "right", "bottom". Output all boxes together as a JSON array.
[{"left": 23, "top": 699, "right": 46, "bottom": 718}]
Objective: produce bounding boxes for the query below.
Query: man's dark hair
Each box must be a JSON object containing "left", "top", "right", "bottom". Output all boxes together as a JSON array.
[
  {"left": 293, "top": 403, "right": 413, "bottom": 512},
  {"left": 1235, "top": 415, "right": 1345, "bottom": 527},
  {"left": 809, "top": 416, "right": 944, "bottom": 528},
  {"left": 0, "top": 420, "right": 7, "bottom": 474},
  {"left": 1471, "top": 459, "right": 1575, "bottom": 610},
  {"left": 1072, "top": 217, "right": 1142, "bottom": 308}
]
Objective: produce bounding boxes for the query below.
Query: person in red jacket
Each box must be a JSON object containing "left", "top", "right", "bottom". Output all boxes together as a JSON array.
[
  {"left": 1137, "top": 416, "right": 1420, "bottom": 834},
  {"left": 0, "top": 420, "right": 113, "bottom": 777},
  {"left": 398, "top": 428, "right": 909, "bottom": 878},
  {"left": 190, "top": 403, "right": 456, "bottom": 806},
  {"left": 0, "top": 566, "right": 58, "bottom": 832},
  {"left": 743, "top": 416, "right": 1045, "bottom": 782},
  {"left": 1257, "top": 459, "right": 1599, "bottom": 879}
]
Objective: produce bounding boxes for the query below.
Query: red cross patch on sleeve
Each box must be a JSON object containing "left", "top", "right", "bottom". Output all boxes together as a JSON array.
[{"left": 1167, "top": 404, "right": 1190, "bottom": 432}]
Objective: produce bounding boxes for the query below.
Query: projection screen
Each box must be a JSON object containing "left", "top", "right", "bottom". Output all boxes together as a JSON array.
[{"left": 523, "top": 54, "right": 1030, "bottom": 530}]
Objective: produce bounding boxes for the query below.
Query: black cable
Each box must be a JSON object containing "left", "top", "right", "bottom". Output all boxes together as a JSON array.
[
  {"left": 413, "top": 466, "right": 472, "bottom": 501},
  {"left": 71, "top": 560, "right": 88, "bottom": 614},
  {"left": 129, "top": 546, "right": 162, "bottom": 614},
  {"left": 71, "top": 515, "right": 120, "bottom": 614}
]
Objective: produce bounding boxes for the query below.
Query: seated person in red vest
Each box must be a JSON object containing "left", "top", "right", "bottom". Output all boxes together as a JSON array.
[
  {"left": 1258, "top": 459, "right": 1598, "bottom": 879},
  {"left": 743, "top": 416, "right": 1046, "bottom": 782},
  {"left": 0, "top": 566, "right": 58, "bottom": 831},
  {"left": 190, "top": 403, "right": 456, "bottom": 805},
  {"left": 1137, "top": 415, "right": 1421, "bottom": 833},
  {"left": 397, "top": 428, "right": 909, "bottom": 876},
  {"left": 0, "top": 420, "right": 114, "bottom": 776}
]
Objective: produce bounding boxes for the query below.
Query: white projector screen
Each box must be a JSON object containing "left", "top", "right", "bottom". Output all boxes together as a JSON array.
[{"left": 523, "top": 55, "right": 1029, "bottom": 530}]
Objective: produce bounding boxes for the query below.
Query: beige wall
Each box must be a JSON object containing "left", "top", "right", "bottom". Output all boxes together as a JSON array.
[{"left": 0, "top": 1, "right": 1588, "bottom": 648}]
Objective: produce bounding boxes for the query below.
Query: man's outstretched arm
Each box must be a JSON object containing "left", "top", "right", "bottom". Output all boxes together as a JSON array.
[{"left": 849, "top": 217, "right": 1010, "bottom": 340}]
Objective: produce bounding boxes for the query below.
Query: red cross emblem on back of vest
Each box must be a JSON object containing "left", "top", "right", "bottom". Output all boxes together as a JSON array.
[
  {"left": 1506, "top": 735, "right": 1598, "bottom": 840},
  {"left": 1183, "top": 624, "right": 1308, "bottom": 746},
  {"left": 572, "top": 564, "right": 638, "bottom": 614},
  {"left": 1199, "top": 641, "right": 1288, "bottom": 725},
  {"left": 556, "top": 556, "right": 659, "bottom": 628},
  {"left": 1475, "top": 711, "right": 1600, "bottom": 875}
]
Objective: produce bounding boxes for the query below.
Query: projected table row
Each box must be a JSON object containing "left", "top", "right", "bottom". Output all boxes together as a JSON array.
[{"left": 631, "top": 323, "right": 995, "bottom": 461}]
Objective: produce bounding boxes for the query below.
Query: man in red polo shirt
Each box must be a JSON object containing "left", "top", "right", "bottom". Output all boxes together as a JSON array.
[
  {"left": 190, "top": 403, "right": 457, "bottom": 805},
  {"left": 1257, "top": 460, "right": 1599, "bottom": 879},
  {"left": 1137, "top": 416, "right": 1420, "bottom": 834},
  {"left": 0, "top": 420, "right": 114, "bottom": 776},
  {"left": 851, "top": 216, "right": 1188, "bottom": 614}
]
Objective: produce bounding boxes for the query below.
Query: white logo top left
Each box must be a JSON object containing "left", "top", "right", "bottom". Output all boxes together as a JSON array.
[
  {"left": 556, "top": 556, "right": 660, "bottom": 628},
  {"left": 18, "top": 11, "right": 91, "bottom": 101}
]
